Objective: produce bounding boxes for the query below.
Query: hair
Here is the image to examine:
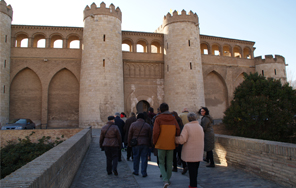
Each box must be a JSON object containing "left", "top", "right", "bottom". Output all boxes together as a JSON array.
[
  {"left": 114, "top": 112, "right": 120, "bottom": 116},
  {"left": 137, "top": 113, "right": 145, "bottom": 120},
  {"left": 130, "top": 112, "right": 136, "bottom": 117},
  {"left": 148, "top": 107, "right": 154, "bottom": 113},
  {"left": 159, "top": 103, "right": 169, "bottom": 113},
  {"left": 187, "top": 112, "right": 197, "bottom": 122},
  {"left": 198, "top": 107, "right": 209, "bottom": 116}
]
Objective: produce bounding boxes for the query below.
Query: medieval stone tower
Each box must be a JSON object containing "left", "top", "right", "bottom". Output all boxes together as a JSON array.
[
  {"left": 0, "top": 0, "right": 12, "bottom": 126},
  {"left": 79, "top": 2, "right": 124, "bottom": 127},
  {"left": 156, "top": 10, "right": 205, "bottom": 113}
]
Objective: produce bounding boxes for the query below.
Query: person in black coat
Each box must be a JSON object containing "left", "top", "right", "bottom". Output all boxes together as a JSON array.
[{"left": 115, "top": 112, "right": 125, "bottom": 161}]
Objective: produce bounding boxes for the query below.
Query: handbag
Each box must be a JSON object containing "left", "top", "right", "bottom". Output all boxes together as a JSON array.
[
  {"left": 130, "top": 122, "right": 145, "bottom": 147},
  {"left": 101, "top": 124, "right": 112, "bottom": 151}
]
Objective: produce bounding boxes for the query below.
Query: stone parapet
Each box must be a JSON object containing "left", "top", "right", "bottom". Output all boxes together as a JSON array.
[
  {"left": 214, "top": 134, "right": 296, "bottom": 187},
  {"left": 83, "top": 2, "right": 121, "bottom": 21},
  {"left": 0, "top": 128, "right": 92, "bottom": 188},
  {"left": 0, "top": 0, "right": 12, "bottom": 19}
]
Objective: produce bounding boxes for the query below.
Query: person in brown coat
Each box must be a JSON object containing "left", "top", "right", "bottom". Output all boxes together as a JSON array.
[
  {"left": 128, "top": 113, "right": 151, "bottom": 177},
  {"left": 124, "top": 112, "right": 137, "bottom": 160},
  {"left": 100, "top": 116, "right": 122, "bottom": 176},
  {"left": 175, "top": 112, "right": 204, "bottom": 188}
]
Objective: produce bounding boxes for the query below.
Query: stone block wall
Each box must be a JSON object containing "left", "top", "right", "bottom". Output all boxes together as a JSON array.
[
  {"left": 214, "top": 134, "right": 296, "bottom": 187},
  {"left": 0, "top": 128, "right": 92, "bottom": 188}
]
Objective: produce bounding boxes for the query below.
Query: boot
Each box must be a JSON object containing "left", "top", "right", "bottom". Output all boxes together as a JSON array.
[{"left": 182, "top": 167, "right": 188, "bottom": 175}]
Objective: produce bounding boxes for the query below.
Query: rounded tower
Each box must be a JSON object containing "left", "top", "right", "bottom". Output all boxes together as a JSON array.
[
  {"left": 80, "top": 2, "right": 124, "bottom": 127},
  {"left": 255, "top": 55, "right": 287, "bottom": 84},
  {"left": 0, "top": 0, "right": 12, "bottom": 126},
  {"left": 161, "top": 10, "right": 205, "bottom": 113}
]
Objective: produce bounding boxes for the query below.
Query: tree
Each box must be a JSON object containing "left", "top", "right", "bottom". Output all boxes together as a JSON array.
[{"left": 223, "top": 72, "right": 296, "bottom": 143}]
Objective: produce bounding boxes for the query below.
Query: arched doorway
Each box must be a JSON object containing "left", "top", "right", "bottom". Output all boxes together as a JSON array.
[{"left": 136, "top": 100, "right": 150, "bottom": 113}]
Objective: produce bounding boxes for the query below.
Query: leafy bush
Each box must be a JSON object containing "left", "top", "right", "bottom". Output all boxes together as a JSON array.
[
  {"left": 223, "top": 72, "right": 296, "bottom": 143},
  {"left": 1, "top": 132, "right": 64, "bottom": 179}
]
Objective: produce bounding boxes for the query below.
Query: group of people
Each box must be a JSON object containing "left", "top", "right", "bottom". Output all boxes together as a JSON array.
[{"left": 99, "top": 103, "right": 215, "bottom": 188}]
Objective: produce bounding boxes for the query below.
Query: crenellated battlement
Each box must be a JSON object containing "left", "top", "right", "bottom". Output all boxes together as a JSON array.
[
  {"left": 255, "top": 54, "right": 285, "bottom": 65},
  {"left": 83, "top": 2, "right": 121, "bottom": 21},
  {"left": 0, "top": 0, "right": 13, "bottom": 19}
]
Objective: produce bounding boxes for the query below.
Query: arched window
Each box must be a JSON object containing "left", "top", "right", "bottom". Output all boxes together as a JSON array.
[
  {"left": 67, "top": 35, "right": 80, "bottom": 49},
  {"left": 234, "top": 46, "right": 242, "bottom": 58},
  {"left": 50, "top": 35, "right": 63, "bottom": 48},
  {"left": 151, "top": 41, "right": 161, "bottom": 53},
  {"left": 200, "top": 43, "right": 209, "bottom": 55},
  {"left": 136, "top": 40, "right": 147, "bottom": 53},
  {"left": 33, "top": 34, "right": 46, "bottom": 48},
  {"left": 212, "top": 44, "right": 220, "bottom": 56},
  {"left": 243, "top": 47, "right": 251, "bottom": 59},
  {"left": 122, "top": 39, "right": 133, "bottom": 52},
  {"left": 15, "top": 34, "right": 28, "bottom": 47},
  {"left": 223, "top": 45, "right": 231, "bottom": 57}
]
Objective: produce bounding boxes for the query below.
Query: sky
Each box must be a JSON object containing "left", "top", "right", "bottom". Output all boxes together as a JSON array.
[{"left": 5, "top": 0, "right": 296, "bottom": 82}]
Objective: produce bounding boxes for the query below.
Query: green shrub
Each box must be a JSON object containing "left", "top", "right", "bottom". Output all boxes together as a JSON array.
[
  {"left": 0, "top": 132, "right": 64, "bottom": 179},
  {"left": 223, "top": 72, "right": 296, "bottom": 143}
]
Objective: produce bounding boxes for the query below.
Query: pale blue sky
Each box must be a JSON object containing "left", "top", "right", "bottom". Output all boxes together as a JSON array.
[{"left": 6, "top": 0, "right": 296, "bottom": 81}]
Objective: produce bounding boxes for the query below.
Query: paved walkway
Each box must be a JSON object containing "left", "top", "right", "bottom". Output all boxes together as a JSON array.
[{"left": 70, "top": 129, "right": 286, "bottom": 188}]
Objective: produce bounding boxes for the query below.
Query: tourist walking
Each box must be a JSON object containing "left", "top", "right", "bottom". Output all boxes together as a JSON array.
[
  {"left": 100, "top": 116, "right": 122, "bottom": 176},
  {"left": 153, "top": 103, "right": 180, "bottom": 188},
  {"left": 128, "top": 113, "right": 151, "bottom": 177},
  {"left": 175, "top": 112, "right": 204, "bottom": 188},
  {"left": 124, "top": 112, "right": 137, "bottom": 161},
  {"left": 114, "top": 112, "right": 125, "bottom": 161},
  {"left": 179, "top": 108, "right": 189, "bottom": 125},
  {"left": 198, "top": 107, "right": 215, "bottom": 167}
]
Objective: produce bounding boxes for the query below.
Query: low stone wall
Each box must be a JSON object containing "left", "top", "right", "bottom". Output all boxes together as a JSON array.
[
  {"left": 1, "top": 128, "right": 83, "bottom": 148},
  {"left": 214, "top": 134, "right": 296, "bottom": 187},
  {"left": 0, "top": 127, "right": 92, "bottom": 188}
]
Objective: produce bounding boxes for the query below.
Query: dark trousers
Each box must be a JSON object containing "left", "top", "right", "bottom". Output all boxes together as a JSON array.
[
  {"left": 173, "top": 149, "right": 187, "bottom": 168},
  {"left": 118, "top": 145, "right": 122, "bottom": 161},
  {"left": 104, "top": 147, "right": 119, "bottom": 173},
  {"left": 206, "top": 150, "right": 214, "bottom": 165},
  {"left": 187, "top": 162, "right": 200, "bottom": 187},
  {"left": 127, "top": 146, "right": 133, "bottom": 159}
]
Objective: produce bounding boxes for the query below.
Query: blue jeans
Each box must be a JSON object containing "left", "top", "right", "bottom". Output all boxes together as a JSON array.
[{"left": 132, "top": 145, "right": 149, "bottom": 176}]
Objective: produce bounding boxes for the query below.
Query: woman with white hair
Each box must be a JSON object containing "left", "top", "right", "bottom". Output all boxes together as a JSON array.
[{"left": 175, "top": 112, "right": 204, "bottom": 188}]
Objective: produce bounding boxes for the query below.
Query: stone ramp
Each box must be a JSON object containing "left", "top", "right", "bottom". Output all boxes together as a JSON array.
[{"left": 70, "top": 129, "right": 286, "bottom": 188}]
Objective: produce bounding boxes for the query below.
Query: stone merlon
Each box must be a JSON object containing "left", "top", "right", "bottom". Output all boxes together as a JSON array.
[{"left": 83, "top": 2, "right": 121, "bottom": 21}]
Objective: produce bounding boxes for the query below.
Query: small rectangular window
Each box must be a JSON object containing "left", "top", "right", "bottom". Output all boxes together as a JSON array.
[
  {"left": 188, "top": 40, "right": 190, "bottom": 46},
  {"left": 167, "top": 65, "right": 169, "bottom": 72},
  {"left": 167, "top": 43, "right": 168, "bottom": 49},
  {"left": 103, "top": 59, "right": 105, "bottom": 67},
  {"left": 262, "top": 70, "right": 264, "bottom": 76},
  {"left": 5, "top": 35, "right": 7, "bottom": 43},
  {"left": 274, "top": 69, "right": 276, "bottom": 75},
  {"left": 103, "top": 35, "right": 105, "bottom": 42},
  {"left": 4, "top": 60, "right": 6, "bottom": 68},
  {"left": 190, "top": 62, "right": 192, "bottom": 70},
  {"left": 3, "top": 85, "right": 5, "bottom": 93}
]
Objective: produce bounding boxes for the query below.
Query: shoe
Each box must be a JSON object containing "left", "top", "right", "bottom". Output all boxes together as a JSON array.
[
  {"left": 127, "top": 158, "right": 130, "bottom": 161},
  {"left": 113, "top": 170, "right": 118, "bottom": 176},
  {"left": 142, "top": 174, "right": 148, "bottom": 177},
  {"left": 163, "top": 182, "right": 170, "bottom": 188},
  {"left": 118, "top": 159, "right": 122, "bottom": 162},
  {"left": 148, "top": 156, "right": 151, "bottom": 161},
  {"left": 132, "top": 172, "right": 139, "bottom": 176},
  {"left": 206, "top": 164, "right": 215, "bottom": 167},
  {"left": 108, "top": 172, "right": 112, "bottom": 175},
  {"left": 160, "top": 174, "right": 162, "bottom": 178},
  {"left": 172, "top": 167, "right": 178, "bottom": 172},
  {"left": 188, "top": 186, "right": 197, "bottom": 188},
  {"left": 182, "top": 167, "right": 188, "bottom": 175},
  {"left": 203, "top": 158, "right": 209, "bottom": 163}
]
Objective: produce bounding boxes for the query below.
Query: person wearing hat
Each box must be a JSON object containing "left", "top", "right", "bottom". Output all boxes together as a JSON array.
[
  {"left": 100, "top": 116, "right": 122, "bottom": 176},
  {"left": 114, "top": 112, "right": 125, "bottom": 161},
  {"left": 128, "top": 113, "right": 152, "bottom": 177}
]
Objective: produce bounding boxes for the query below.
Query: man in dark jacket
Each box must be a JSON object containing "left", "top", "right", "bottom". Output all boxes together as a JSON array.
[
  {"left": 128, "top": 113, "right": 151, "bottom": 177},
  {"left": 114, "top": 112, "right": 125, "bottom": 161},
  {"left": 153, "top": 103, "right": 180, "bottom": 187},
  {"left": 123, "top": 112, "right": 137, "bottom": 160},
  {"left": 100, "top": 116, "right": 121, "bottom": 176}
]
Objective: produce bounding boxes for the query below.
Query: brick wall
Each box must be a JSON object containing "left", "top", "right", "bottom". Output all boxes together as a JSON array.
[
  {"left": 0, "top": 128, "right": 92, "bottom": 188},
  {"left": 1, "top": 128, "right": 83, "bottom": 148},
  {"left": 214, "top": 134, "right": 296, "bottom": 187}
]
